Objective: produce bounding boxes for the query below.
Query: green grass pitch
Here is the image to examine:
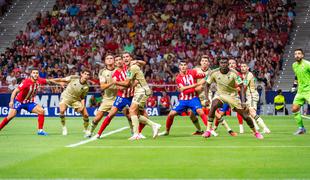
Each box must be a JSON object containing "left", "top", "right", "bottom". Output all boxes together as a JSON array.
[{"left": 0, "top": 115, "right": 310, "bottom": 179}]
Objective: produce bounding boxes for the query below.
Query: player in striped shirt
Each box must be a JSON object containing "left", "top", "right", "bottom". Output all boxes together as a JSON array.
[
  {"left": 0, "top": 68, "right": 59, "bottom": 135},
  {"left": 114, "top": 52, "right": 161, "bottom": 140},
  {"left": 87, "top": 55, "right": 146, "bottom": 138},
  {"left": 159, "top": 60, "right": 209, "bottom": 136}
]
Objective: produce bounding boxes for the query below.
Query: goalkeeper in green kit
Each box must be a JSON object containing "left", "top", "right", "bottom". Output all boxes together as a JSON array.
[{"left": 291, "top": 49, "right": 310, "bottom": 135}]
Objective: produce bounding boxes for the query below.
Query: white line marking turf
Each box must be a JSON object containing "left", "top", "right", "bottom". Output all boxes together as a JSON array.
[
  {"left": 81, "top": 145, "right": 310, "bottom": 149},
  {"left": 66, "top": 126, "right": 129, "bottom": 148}
]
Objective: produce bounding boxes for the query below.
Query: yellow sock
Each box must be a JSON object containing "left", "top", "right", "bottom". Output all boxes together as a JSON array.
[
  {"left": 131, "top": 115, "right": 139, "bottom": 134},
  {"left": 139, "top": 115, "right": 156, "bottom": 126}
]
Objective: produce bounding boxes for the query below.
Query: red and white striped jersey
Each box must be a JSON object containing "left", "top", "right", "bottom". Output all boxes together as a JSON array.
[
  {"left": 113, "top": 68, "right": 134, "bottom": 98},
  {"left": 176, "top": 69, "right": 204, "bottom": 100},
  {"left": 15, "top": 78, "right": 47, "bottom": 103}
]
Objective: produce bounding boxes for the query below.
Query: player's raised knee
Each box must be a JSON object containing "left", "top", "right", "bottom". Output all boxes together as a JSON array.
[{"left": 291, "top": 104, "right": 300, "bottom": 113}]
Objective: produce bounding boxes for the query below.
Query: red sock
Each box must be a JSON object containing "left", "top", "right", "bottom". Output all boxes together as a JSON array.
[
  {"left": 138, "top": 123, "right": 145, "bottom": 133},
  {"left": 214, "top": 118, "right": 219, "bottom": 127},
  {"left": 226, "top": 108, "right": 231, "bottom": 116},
  {"left": 200, "top": 114, "right": 208, "bottom": 126},
  {"left": 237, "top": 113, "right": 243, "bottom": 124},
  {"left": 97, "top": 115, "right": 112, "bottom": 135},
  {"left": 0, "top": 117, "right": 10, "bottom": 130},
  {"left": 181, "top": 112, "right": 187, "bottom": 116},
  {"left": 166, "top": 115, "right": 174, "bottom": 132},
  {"left": 38, "top": 114, "right": 44, "bottom": 129},
  {"left": 204, "top": 108, "right": 210, "bottom": 116}
]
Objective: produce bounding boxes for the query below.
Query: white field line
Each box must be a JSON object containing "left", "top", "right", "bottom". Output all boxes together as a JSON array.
[
  {"left": 81, "top": 145, "right": 310, "bottom": 149},
  {"left": 66, "top": 126, "right": 129, "bottom": 148},
  {"left": 0, "top": 178, "right": 245, "bottom": 180},
  {"left": 302, "top": 115, "right": 310, "bottom": 120}
]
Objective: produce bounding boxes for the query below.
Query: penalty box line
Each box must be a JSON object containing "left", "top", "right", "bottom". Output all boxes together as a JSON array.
[{"left": 66, "top": 126, "right": 129, "bottom": 148}]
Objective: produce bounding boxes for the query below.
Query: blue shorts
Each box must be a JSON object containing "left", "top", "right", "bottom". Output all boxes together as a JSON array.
[
  {"left": 113, "top": 96, "right": 132, "bottom": 111},
  {"left": 13, "top": 100, "right": 37, "bottom": 112},
  {"left": 172, "top": 97, "right": 202, "bottom": 115},
  {"left": 219, "top": 103, "right": 230, "bottom": 112}
]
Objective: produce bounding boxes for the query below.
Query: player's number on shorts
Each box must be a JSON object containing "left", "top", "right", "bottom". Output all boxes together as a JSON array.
[
  {"left": 13, "top": 101, "right": 21, "bottom": 109},
  {"left": 115, "top": 97, "right": 123, "bottom": 106}
]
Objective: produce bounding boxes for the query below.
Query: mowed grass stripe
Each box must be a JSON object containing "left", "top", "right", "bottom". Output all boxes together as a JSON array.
[{"left": 0, "top": 116, "right": 310, "bottom": 179}]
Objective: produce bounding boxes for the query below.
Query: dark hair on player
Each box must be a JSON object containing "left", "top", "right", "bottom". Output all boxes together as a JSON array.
[
  {"left": 220, "top": 57, "right": 228, "bottom": 62},
  {"left": 105, "top": 53, "right": 114, "bottom": 59},
  {"left": 294, "top": 48, "right": 304, "bottom": 54},
  {"left": 179, "top": 59, "right": 187, "bottom": 64},
  {"left": 81, "top": 68, "right": 91, "bottom": 74},
  {"left": 200, "top": 55, "right": 209, "bottom": 60},
  {"left": 114, "top": 54, "right": 122, "bottom": 59},
  {"left": 122, "top": 51, "right": 132, "bottom": 57}
]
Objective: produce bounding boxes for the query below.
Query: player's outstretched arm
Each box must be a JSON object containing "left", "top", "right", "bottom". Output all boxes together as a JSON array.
[
  {"left": 179, "top": 83, "right": 200, "bottom": 92},
  {"left": 47, "top": 78, "right": 66, "bottom": 85},
  {"left": 114, "top": 79, "right": 130, "bottom": 88},
  {"left": 9, "top": 88, "right": 20, "bottom": 108},
  {"left": 100, "top": 81, "right": 115, "bottom": 90},
  {"left": 131, "top": 60, "right": 146, "bottom": 67},
  {"left": 46, "top": 78, "right": 68, "bottom": 88}
]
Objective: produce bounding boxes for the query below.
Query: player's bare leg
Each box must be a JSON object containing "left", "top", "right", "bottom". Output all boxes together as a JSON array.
[
  {"left": 31, "top": 105, "right": 47, "bottom": 135},
  {"left": 0, "top": 109, "right": 17, "bottom": 131},
  {"left": 189, "top": 111, "right": 203, "bottom": 135},
  {"left": 202, "top": 99, "right": 223, "bottom": 138},
  {"left": 59, "top": 103, "right": 68, "bottom": 135},
  {"left": 234, "top": 108, "right": 263, "bottom": 139},
  {"left": 249, "top": 107, "right": 270, "bottom": 134}
]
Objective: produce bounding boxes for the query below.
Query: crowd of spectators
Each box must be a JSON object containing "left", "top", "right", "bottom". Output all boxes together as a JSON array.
[
  {"left": 0, "top": 0, "right": 296, "bottom": 93},
  {"left": 0, "top": 0, "right": 11, "bottom": 16}
]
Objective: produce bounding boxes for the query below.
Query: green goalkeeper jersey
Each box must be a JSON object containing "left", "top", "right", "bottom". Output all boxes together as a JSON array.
[{"left": 292, "top": 59, "right": 310, "bottom": 93}]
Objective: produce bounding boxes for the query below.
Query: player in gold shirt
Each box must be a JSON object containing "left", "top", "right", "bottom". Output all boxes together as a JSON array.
[
  {"left": 240, "top": 63, "right": 270, "bottom": 134},
  {"left": 55, "top": 69, "right": 91, "bottom": 136},
  {"left": 194, "top": 55, "right": 237, "bottom": 137},
  {"left": 86, "top": 54, "right": 138, "bottom": 138},
  {"left": 203, "top": 58, "right": 264, "bottom": 139},
  {"left": 114, "top": 52, "right": 161, "bottom": 140}
]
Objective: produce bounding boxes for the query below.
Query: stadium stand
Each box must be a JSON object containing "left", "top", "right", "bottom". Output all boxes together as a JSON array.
[
  {"left": 274, "top": 0, "right": 310, "bottom": 91},
  {"left": 0, "top": 0, "right": 296, "bottom": 93}
]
